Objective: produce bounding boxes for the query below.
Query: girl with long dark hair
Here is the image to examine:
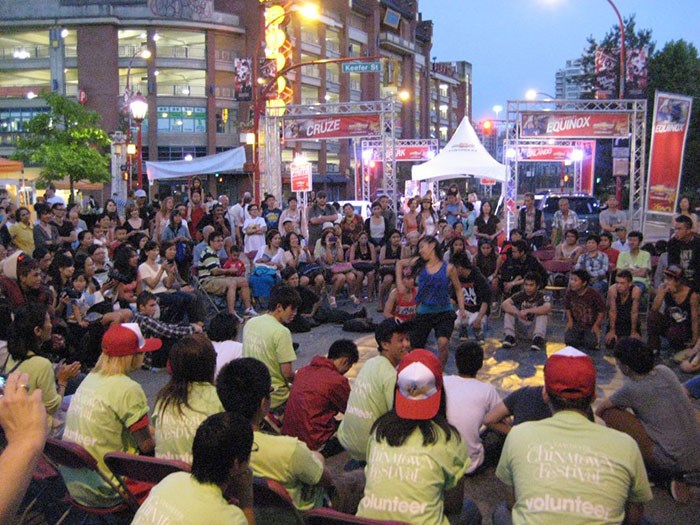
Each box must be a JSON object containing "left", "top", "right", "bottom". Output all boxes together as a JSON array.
[
  {"left": 357, "top": 350, "right": 481, "bottom": 525},
  {"left": 153, "top": 334, "right": 223, "bottom": 464}
]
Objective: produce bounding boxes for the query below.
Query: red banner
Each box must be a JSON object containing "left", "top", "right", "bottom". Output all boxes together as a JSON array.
[
  {"left": 284, "top": 115, "right": 381, "bottom": 141},
  {"left": 646, "top": 92, "right": 693, "bottom": 214},
  {"left": 520, "top": 112, "right": 629, "bottom": 139},
  {"left": 369, "top": 145, "right": 435, "bottom": 162},
  {"left": 595, "top": 48, "right": 618, "bottom": 100},
  {"left": 517, "top": 146, "right": 574, "bottom": 162}
]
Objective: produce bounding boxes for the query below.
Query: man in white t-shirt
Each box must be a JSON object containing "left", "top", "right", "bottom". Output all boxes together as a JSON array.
[
  {"left": 45, "top": 183, "right": 66, "bottom": 207},
  {"left": 444, "top": 342, "right": 502, "bottom": 474},
  {"left": 207, "top": 311, "right": 243, "bottom": 376}
]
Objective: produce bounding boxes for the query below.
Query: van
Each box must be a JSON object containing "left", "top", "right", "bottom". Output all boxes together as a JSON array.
[{"left": 339, "top": 200, "right": 372, "bottom": 220}]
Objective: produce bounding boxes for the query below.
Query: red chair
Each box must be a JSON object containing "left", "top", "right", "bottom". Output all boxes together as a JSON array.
[
  {"left": 250, "top": 476, "right": 305, "bottom": 525},
  {"left": 16, "top": 456, "right": 60, "bottom": 525},
  {"left": 104, "top": 451, "right": 190, "bottom": 506},
  {"left": 304, "top": 508, "right": 410, "bottom": 524},
  {"left": 542, "top": 259, "right": 573, "bottom": 275},
  {"left": 533, "top": 248, "right": 555, "bottom": 262},
  {"left": 42, "top": 437, "right": 136, "bottom": 524}
]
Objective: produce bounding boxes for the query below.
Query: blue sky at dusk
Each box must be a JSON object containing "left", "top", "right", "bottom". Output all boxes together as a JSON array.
[{"left": 420, "top": 0, "right": 700, "bottom": 120}]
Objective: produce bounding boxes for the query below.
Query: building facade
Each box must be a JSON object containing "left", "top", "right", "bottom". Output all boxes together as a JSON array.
[
  {"left": 555, "top": 58, "right": 584, "bottom": 100},
  {"left": 0, "top": 0, "right": 471, "bottom": 202}
]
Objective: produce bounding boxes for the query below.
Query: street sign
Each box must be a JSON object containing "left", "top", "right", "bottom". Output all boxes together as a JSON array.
[{"left": 341, "top": 61, "right": 382, "bottom": 74}]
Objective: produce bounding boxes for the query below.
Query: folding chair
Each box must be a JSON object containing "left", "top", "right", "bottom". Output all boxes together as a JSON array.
[
  {"left": 42, "top": 437, "right": 136, "bottom": 524},
  {"left": 189, "top": 266, "right": 226, "bottom": 314},
  {"left": 250, "top": 476, "right": 304, "bottom": 525},
  {"left": 543, "top": 259, "right": 573, "bottom": 319},
  {"left": 16, "top": 456, "right": 61, "bottom": 525},
  {"left": 304, "top": 508, "right": 410, "bottom": 525},
  {"left": 104, "top": 451, "right": 190, "bottom": 507}
]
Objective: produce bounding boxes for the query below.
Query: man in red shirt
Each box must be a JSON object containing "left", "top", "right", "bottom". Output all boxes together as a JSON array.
[
  {"left": 281, "top": 340, "right": 359, "bottom": 456},
  {"left": 600, "top": 232, "right": 620, "bottom": 266}
]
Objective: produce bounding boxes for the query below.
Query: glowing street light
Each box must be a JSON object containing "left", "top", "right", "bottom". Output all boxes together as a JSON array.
[
  {"left": 525, "top": 89, "right": 555, "bottom": 100},
  {"left": 129, "top": 92, "right": 148, "bottom": 189}
]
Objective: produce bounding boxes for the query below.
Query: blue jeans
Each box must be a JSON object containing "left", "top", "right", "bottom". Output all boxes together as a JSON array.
[{"left": 685, "top": 375, "right": 700, "bottom": 398}]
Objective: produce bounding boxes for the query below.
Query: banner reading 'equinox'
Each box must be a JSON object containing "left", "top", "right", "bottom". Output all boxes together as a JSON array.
[
  {"left": 646, "top": 91, "right": 693, "bottom": 214},
  {"left": 520, "top": 112, "right": 629, "bottom": 139}
]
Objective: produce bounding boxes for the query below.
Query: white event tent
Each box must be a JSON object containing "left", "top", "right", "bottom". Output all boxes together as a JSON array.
[
  {"left": 146, "top": 147, "right": 246, "bottom": 181},
  {"left": 411, "top": 117, "right": 507, "bottom": 183}
]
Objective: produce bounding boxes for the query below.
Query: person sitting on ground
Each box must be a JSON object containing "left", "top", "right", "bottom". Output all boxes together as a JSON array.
[
  {"left": 134, "top": 291, "right": 203, "bottom": 369},
  {"left": 216, "top": 358, "right": 335, "bottom": 510},
  {"left": 493, "top": 347, "right": 651, "bottom": 525},
  {"left": 500, "top": 239, "right": 548, "bottom": 298},
  {"left": 501, "top": 271, "right": 551, "bottom": 352},
  {"left": 474, "top": 240, "right": 500, "bottom": 295},
  {"left": 377, "top": 229, "right": 403, "bottom": 310},
  {"left": 282, "top": 339, "right": 359, "bottom": 456},
  {"left": 249, "top": 229, "right": 285, "bottom": 306},
  {"left": 242, "top": 284, "right": 299, "bottom": 412},
  {"left": 574, "top": 234, "right": 609, "bottom": 295},
  {"left": 206, "top": 311, "right": 242, "bottom": 376},
  {"left": 0, "top": 252, "right": 54, "bottom": 311},
  {"left": 383, "top": 265, "right": 418, "bottom": 325},
  {"left": 599, "top": 231, "right": 620, "bottom": 266},
  {"left": 131, "top": 412, "right": 254, "bottom": 525},
  {"left": 337, "top": 319, "right": 411, "bottom": 464},
  {"left": 279, "top": 267, "right": 368, "bottom": 333},
  {"left": 197, "top": 229, "right": 257, "bottom": 320},
  {"left": 1, "top": 303, "right": 81, "bottom": 433},
  {"left": 451, "top": 252, "right": 491, "bottom": 344},
  {"left": 605, "top": 269, "right": 642, "bottom": 349},
  {"left": 616, "top": 230, "right": 651, "bottom": 294},
  {"left": 483, "top": 384, "right": 553, "bottom": 439},
  {"left": 647, "top": 265, "right": 698, "bottom": 354},
  {"left": 444, "top": 342, "right": 503, "bottom": 474},
  {"left": 62, "top": 324, "right": 160, "bottom": 508},
  {"left": 596, "top": 337, "right": 700, "bottom": 503},
  {"left": 564, "top": 269, "right": 606, "bottom": 351},
  {"left": 553, "top": 228, "right": 582, "bottom": 262},
  {"left": 357, "top": 349, "right": 482, "bottom": 525},
  {"left": 153, "top": 334, "right": 224, "bottom": 465}
]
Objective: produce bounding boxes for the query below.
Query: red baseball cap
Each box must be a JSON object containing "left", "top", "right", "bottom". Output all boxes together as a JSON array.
[
  {"left": 395, "top": 349, "right": 443, "bottom": 420},
  {"left": 102, "top": 323, "right": 162, "bottom": 357},
  {"left": 544, "top": 347, "right": 596, "bottom": 399}
]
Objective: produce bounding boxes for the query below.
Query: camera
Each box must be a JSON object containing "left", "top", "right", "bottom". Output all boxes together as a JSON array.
[
  {"left": 328, "top": 235, "right": 337, "bottom": 243},
  {"left": 61, "top": 287, "right": 82, "bottom": 300},
  {"left": 108, "top": 269, "right": 133, "bottom": 284}
]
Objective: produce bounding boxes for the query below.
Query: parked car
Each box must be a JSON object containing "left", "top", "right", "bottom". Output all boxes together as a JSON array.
[
  {"left": 338, "top": 200, "right": 372, "bottom": 220},
  {"left": 535, "top": 192, "right": 601, "bottom": 238}
]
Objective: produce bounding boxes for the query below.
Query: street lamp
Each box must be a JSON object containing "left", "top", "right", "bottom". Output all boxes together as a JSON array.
[
  {"left": 525, "top": 89, "right": 555, "bottom": 100},
  {"left": 129, "top": 92, "right": 148, "bottom": 190}
]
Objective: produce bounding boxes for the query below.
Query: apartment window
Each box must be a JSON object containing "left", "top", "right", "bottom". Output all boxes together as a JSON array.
[
  {"left": 157, "top": 146, "right": 207, "bottom": 161},
  {"left": 153, "top": 30, "right": 205, "bottom": 60},
  {"left": 157, "top": 106, "right": 206, "bottom": 133},
  {"left": 154, "top": 69, "right": 207, "bottom": 97}
]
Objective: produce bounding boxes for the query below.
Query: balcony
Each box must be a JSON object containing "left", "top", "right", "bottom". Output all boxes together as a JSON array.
[
  {"left": 351, "top": 0, "right": 372, "bottom": 16},
  {"left": 378, "top": 32, "right": 416, "bottom": 56},
  {"left": 380, "top": 0, "right": 414, "bottom": 18},
  {"left": 415, "top": 20, "right": 432, "bottom": 43}
]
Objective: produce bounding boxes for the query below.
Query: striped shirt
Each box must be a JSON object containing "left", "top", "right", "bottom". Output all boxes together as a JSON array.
[{"left": 198, "top": 246, "right": 221, "bottom": 279}]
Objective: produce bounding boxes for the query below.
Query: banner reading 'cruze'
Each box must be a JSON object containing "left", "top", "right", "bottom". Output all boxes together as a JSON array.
[
  {"left": 646, "top": 91, "right": 693, "bottom": 214},
  {"left": 284, "top": 115, "right": 381, "bottom": 141},
  {"left": 520, "top": 112, "right": 629, "bottom": 139}
]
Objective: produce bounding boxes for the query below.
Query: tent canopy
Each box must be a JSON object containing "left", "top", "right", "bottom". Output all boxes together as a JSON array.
[
  {"left": 411, "top": 117, "right": 507, "bottom": 183},
  {"left": 0, "top": 157, "right": 24, "bottom": 174},
  {"left": 146, "top": 147, "right": 246, "bottom": 181}
]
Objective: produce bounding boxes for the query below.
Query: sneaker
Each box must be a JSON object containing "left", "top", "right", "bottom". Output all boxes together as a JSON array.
[
  {"left": 531, "top": 336, "right": 545, "bottom": 352},
  {"left": 350, "top": 294, "right": 360, "bottom": 305},
  {"left": 475, "top": 333, "right": 486, "bottom": 345},
  {"left": 328, "top": 295, "right": 337, "bottom": 308},
  {"left": 670, "top": 480, "right": 691, "bottom": 503},
  {"left": 232, "top": 311, "right": 245, "bottom": 324},
  {"left": 245, "top": 307, "right": 259, "bottom": 317},
  {"left": 501, "top": 335, "right": 516, "bottom": 349}
]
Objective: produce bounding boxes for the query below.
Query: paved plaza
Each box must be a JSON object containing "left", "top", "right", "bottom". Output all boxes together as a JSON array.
[{"left": 129, "top": 298, "right": 700, "bottom": 525}]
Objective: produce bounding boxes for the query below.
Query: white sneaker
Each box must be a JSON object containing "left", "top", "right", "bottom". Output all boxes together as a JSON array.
[
  {"left": 245, "top": 307, "right": 259, "bottom": 317},
  {"left": 328, "top": 295, "right": 337, "bottom": 308},
  {"left": 350, "top": 294, "right": 360, "bottom": 305}
]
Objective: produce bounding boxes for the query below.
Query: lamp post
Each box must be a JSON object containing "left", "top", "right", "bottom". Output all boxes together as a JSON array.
[
  {"left": 129, "top": 92, "right": 148, "bottom": 190},
  {"left": 525, "top": 90, "right": 556, "bottom": 100},
  {"left": 605, "top": 0, "right": 625, "bottom": 203},
  {"left": 122, "top": 46, "right": 150, "bottom": 191}
]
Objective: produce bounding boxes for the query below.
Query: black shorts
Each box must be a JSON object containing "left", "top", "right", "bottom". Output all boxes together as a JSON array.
[{"left": 407, "top": 310, "right": 457, "bottom": 348}]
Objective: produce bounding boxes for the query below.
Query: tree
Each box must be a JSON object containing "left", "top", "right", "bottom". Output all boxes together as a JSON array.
[
  {"left": 648, "top": 40, "right": 700, "bottom": 191},
  {"left": 574, "top": 15, "right": 655, "bottom": 99},
  {"left": 12, "top": 92, "right": 111, "bottom": 202}
]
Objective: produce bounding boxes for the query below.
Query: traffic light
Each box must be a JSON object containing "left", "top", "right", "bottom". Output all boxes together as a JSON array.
[{"left": 482, "top": 120, "right": 493, "bottom": 134}]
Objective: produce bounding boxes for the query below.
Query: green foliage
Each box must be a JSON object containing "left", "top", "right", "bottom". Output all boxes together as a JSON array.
[
  {"left": 12, "top": 92, "right": 111, "bottom": 197},
  {"left": 649, "top": 40, "right": 700, "bottom": 191},
  {"left": 573, "top": 15, "right": 655, "bottom": 99}
]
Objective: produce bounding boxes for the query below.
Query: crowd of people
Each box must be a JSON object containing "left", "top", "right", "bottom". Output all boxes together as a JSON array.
[{"left": 0, "top": 182, "right": 699, "bottom": 524}]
